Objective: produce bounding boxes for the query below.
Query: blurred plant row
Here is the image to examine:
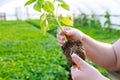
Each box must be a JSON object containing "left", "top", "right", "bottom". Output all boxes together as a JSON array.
[
  {"left": 74, "top": 12, "right": 112, "bottom": 31},
  {"left": 0, "top": 21, "right": 70, "bottom": 80}
]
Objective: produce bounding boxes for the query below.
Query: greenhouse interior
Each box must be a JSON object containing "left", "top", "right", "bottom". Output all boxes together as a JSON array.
[{"left": 0, "top": 0, "right": 120, "bottom": 80}]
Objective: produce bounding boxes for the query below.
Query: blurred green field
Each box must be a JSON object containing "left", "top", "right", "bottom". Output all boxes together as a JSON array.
[
  {"left": 75, "top": 26, "right": 120, "bottom": 43},
  {"left": 0, "top": 20, "right": 120, "bottom": 80},
  {"left": 0, "top": 21, "right": 69, "bottom": 80}
]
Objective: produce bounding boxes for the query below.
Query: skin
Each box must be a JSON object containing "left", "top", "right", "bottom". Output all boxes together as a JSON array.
[
  {"left": 71, "top": 53, "right": 109, "bottom": 80},
  {"left": 57, "top": 26, "right": 119, "bottom": 80}
]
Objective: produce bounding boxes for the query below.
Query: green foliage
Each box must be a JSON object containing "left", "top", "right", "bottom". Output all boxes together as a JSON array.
[
  {"left": 1, "top": 20, "right": 120, "bottom": 79},
  {"left": 60, "top": 3, "right": 70, "bottom": 11},
  {"left": 42, "top": 1, "right": 55, "bottom": 13},
  {"left": 74, "top": 13, "right": 89, "bottom": 27},
  {"left": 0, "top": 21, "right": 69, "bottom": 80},
  {"left": 89, "top": 14, "right": 101, "bottom": 28},
  {"left": 75, "top": 25, "right": 120, "bottom": 44},
  {"left": 25, "top": 0, "right": 36, "bottom": 6},
  {"left": 26, "top": 17, "right": 58, "bottom": 36},
  {"left": 25, "top": 0, "right": 71, "bottom": 35},
  {"left": 74, "top": 13, "right": 102, "bottom": 28},
  {"left": 61, "top": 17, "right": 73, "bottom": 26},
  {"left": 40, "top": 14, "right": 49, "bottom": 35},
  {"left": 56, "top": 0, "right": 64, "bottom": 2},
  {"left": 33, "top": 0, "right": 43, "bottom": 12},
  {"left": 104, "top": 11, "right": 112, "bottom": 31},
  {"left": 26, "top": 19, "right": 40, "bottom": 29}
]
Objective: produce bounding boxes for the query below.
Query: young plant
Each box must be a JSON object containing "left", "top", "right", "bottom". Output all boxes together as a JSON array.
[
  {"left": 25, "top": 0, "right": 86, "bottom": 66},
  {"left": 25, "top": 0, "right": 73, "bottom": 40}
]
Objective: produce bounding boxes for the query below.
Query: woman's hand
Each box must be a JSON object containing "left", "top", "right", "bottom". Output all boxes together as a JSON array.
[
  {"left": 71, "top": 53, "right": 110, "bottom": 80},
  {"left": 57, "top": 27, "right": 85, "bottom": 46}
]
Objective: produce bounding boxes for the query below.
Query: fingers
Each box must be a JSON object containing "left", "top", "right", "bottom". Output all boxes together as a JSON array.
[
  {"left": 71, "top": 65, "right": 79, "bottom": 72},
  {"left": 57, "top": 26, "right": 71, "bottom": 46},
  {"left": 71, "top": 66, "right": 77, "bottom": 79},
  {"left": 57, "top": 28, "right": 66, "bottom": 46},
  {"left": 57, "top": 26, "right": 71, "bottom": 36},
  {"left": 71, "top": 53, "right": 87, "bottom": 68},
  {"left": 71, "top": 66, "right": 81, "bottom": 80},
  {"left": 63, "top": 27, "right": 73, "bottom": 38}
]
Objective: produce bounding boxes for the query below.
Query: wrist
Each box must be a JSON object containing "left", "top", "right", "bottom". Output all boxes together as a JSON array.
[{"left": 81, "top": 33, "right": 88, "bottom": 42}]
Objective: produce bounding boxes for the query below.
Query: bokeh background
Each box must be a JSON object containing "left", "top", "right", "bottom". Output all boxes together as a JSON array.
[{"left": 0, "top": 0, "right": 120, "bottom": 80}]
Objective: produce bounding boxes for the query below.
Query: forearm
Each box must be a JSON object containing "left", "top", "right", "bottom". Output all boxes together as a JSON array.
[
  {"left": 81, "top": 35, "right": 116, "bottom": 70},
  {"left": 112, "top": 39, "right": 120, "bottom": 70}
]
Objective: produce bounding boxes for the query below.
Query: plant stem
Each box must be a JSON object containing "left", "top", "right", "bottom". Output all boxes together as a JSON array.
[
  {"left": 52, "top": 3, "right": 67, "bottom": 42},
  {"left": 53, "top": 13, "right": 67, "bottom": 41}
]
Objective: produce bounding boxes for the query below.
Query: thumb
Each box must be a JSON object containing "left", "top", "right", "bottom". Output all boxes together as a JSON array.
[
  {"left": 63, "top": 27, "right": 73, "bottom": 36},
  {"left": 71, "top": 53, "right": 87, "bottom": 68}
]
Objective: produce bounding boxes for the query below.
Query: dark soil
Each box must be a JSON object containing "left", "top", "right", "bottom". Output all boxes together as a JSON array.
[{"left": 62, "top": 40, "right": 86, "bottom": 65}]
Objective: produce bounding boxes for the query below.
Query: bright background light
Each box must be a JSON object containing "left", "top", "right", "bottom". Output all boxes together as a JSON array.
[{"left": 0, "top": 0, "right": 120, "bottom": 29}]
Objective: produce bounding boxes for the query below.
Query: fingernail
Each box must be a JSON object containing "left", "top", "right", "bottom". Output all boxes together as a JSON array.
[
  {"left": 66, "top": 30, "right": 69, "bottom": 33},
  {"left": 71, "top": 53, "right": 77, "bottom": 63},
  {"left": 71, "top": 53, "right": 76, "bottom": 58}
]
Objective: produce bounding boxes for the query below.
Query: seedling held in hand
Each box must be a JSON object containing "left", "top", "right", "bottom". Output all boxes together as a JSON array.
[{"left": 25, "top": 0, "right": 86, "bottom": 65}]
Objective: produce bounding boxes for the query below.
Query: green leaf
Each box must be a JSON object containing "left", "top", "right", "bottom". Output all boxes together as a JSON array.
[
  {"left": 56, "top": 0, "right": 64, "bottom": 2},
  {"left": 34, "top": 3, "right": 42, "bottom": 12},
  {"left": 41, "top": 19, "right": 48, "bottom": 35},
  {"left": 25, "top": 0, "right": 36, "bottom": 6},
  {"left": 33, "top": 0, "right": 44, "bottom": 12},
  {"left": 43, "top": 1, "right": 54, "bottom": 13},
  {"left": 60, "top": 3, "right": 70, "bottom": 11},
  {"left": 40, "top": 14, "right": 48, "bottom": 35},
  {"left": 38, "top": 0, "right": 44, "bottom": 4},
  {"left": 61, "top": 17, "right": 73, "bottom": 26}
]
